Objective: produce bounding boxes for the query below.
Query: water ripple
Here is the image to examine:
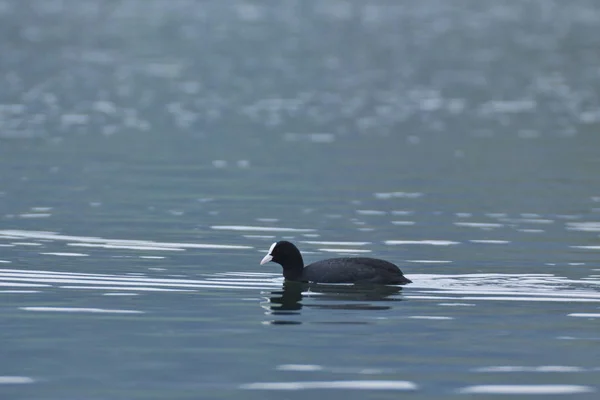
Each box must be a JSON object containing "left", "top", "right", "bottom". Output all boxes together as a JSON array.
[
  {"left": 0, "top": 268, "right": 281, "bottom": 293},
  {"left": 0, "top": 376, "right": 35, "bottom": 384},
  {"left": 0, "top": 230, "right": 253, "bottom": 251},
  {"left": 240, "top": 380, "right": 417, "bottom": 391},
  {"left": 21, "top": 307, "right": 144, "bottom": 314},
  {"left": 457, "top": 385, "right": 594, "bottom": 395},
  {"left": 1, "top": 266, "right": 598, "bottom": 305}
]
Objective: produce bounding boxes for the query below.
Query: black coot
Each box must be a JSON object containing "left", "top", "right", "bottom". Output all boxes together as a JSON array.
[{"left": 260, "top": 241, "right": 412, "bottom": 285}]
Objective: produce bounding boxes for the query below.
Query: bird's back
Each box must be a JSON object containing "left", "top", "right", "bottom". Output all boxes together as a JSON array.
[{"left": 302, "top": 257, "right": 410, "bottom": 284}]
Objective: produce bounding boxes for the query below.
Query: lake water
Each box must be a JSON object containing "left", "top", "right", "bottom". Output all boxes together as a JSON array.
[{"left": 1, "top": 1, "right": 599, "bottom": 399}]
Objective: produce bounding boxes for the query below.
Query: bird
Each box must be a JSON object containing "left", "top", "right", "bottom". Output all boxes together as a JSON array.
[{"left": 260, "top": 241, "right": 412, "bottom": 285}]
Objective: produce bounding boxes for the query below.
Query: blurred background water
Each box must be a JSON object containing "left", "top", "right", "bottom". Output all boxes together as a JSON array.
[{"left": 1, "top": 0, "right": 599, "bottom": 399}]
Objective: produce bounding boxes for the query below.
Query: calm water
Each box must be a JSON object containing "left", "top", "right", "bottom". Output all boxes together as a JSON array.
[{"left": 1, "top": 1, "right": 600, "bottom": 399}]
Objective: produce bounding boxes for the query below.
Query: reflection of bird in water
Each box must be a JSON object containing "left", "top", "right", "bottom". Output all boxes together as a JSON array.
[
  {"left": 266, "top": 281, "right": 404, "bottom": 313},
  {"left": 306, "top": 283, "right": 402, "bottom": 301},
  {"left": 267, "top": 281, "right": 304, "bottom": 313}
]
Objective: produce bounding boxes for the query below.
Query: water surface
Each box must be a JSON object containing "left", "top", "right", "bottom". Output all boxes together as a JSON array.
[{"left": 1, "top": 1, "right": 599, "bottom": 399}]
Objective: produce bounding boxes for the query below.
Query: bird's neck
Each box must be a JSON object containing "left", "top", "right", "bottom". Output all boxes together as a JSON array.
[
  {"left": 283, "top": 266, "right": 304, "bottom": 281},
  {"left": 281, "top": 257, "right": 304, "bottom": 281}
]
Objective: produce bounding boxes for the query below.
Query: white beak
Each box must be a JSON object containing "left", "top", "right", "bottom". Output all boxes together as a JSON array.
[{"left": 260, "top": 254, "right": 273, "bottom": 265}]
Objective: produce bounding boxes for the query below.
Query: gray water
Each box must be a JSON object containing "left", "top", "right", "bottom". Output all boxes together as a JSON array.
[{"left": 1, "top": 1, "right": 600, "bottom": 399}]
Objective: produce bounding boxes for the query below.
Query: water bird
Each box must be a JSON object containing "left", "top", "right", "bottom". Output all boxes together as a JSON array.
[{"left": 260, "top": 241, "right": 412, "bottom": 285}]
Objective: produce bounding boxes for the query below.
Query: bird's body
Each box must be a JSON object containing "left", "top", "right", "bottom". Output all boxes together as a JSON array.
[
  {"left": 302, "top": 257, "right": 410, "bottom": 284},
  {"left": 260, "top": 241, "right": 412, "bottom": 285}
]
